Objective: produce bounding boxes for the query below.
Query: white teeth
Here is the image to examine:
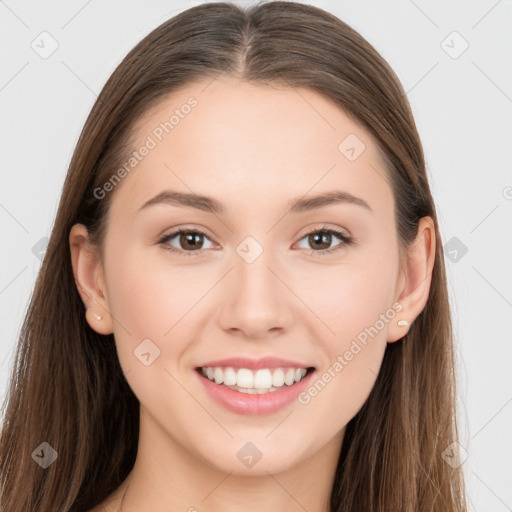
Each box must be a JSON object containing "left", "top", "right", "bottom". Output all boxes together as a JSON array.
[
  {"left": 253, "top": 369, "right": 272, "bottom": 388},
  {"left": 223, "top": 367, "right": 237, "bottom": 386},
  {"left": 214, "top": 367, "right": 224, "bottom": 385},
  {"left": 284, "top": 368, "right": 295, "bottom": 386},
  {"left": 237, "top": 368, "right": 253, "bottom": 388},
  {"left": 272, "top": 368, "right": 285, "bottom": 387},
  {"left": 200, "top": 366, "right": 309, "bottom": 391},
  {"left": 229, "top": 386, "right": 279, "bottom": 394}
]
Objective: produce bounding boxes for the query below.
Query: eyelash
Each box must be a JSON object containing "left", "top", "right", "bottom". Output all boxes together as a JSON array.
[{"left": 157, "top": 225, "right": 354, "bottom": 258}]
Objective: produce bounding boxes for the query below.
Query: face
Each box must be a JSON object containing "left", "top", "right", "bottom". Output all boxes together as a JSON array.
[{"left": 87, "top": 77, "right": 406, "bottom": 476}]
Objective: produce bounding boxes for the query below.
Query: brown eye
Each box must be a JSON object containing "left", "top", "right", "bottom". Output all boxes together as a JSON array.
[
  {"left": 178, "top": 231, "right": 205, "bottom": 250},
  {"left": 296, "top": 226, "right": 353, "bottom": 255},
  {"left": 307, "top": 231, "right": 333, "bottom": 250},
  {"left": 158, "top": 229, "right": 215, "bottom": 255}
]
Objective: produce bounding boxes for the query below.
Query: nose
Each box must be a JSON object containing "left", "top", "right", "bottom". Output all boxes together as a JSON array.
[{"left": 217, "top": 249, "right": 294, "bottom": 339}]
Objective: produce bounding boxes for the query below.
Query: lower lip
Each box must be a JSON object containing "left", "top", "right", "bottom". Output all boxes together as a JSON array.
[{"left": 195, "top": 368, "right": 316, "bottom": 416}]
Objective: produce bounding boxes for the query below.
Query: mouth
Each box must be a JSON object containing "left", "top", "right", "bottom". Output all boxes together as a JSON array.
[
  {"left": 193, "top": 356, "right": 317, "bottom": 415},
  {"left": 194, "top": 365, "right": 316, "bottom": 394}
]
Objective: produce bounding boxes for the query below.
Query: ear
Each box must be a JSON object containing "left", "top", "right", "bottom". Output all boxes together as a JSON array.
[
  {"left": 69, "top": 223, "right": 113, "bottom": 335},
  {"left": 387, "top": 216, "right": 436, "bottom": 343}
]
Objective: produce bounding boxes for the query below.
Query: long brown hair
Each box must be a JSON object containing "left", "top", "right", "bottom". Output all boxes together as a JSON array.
[{"left": 0, "top": 2, "right": 467, "bottom": 510}]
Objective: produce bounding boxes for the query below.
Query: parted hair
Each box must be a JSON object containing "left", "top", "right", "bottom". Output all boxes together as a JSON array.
[{"left": 0, "top": 2, "right": 467, "bottom": 510}]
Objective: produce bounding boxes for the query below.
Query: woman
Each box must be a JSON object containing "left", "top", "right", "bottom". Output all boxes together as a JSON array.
[{"left": 0, "top": 2, "right": 467, "bottom": 511}]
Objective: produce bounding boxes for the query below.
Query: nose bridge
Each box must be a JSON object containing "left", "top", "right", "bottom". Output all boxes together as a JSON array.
[{"left": 217, "top": 234, "right": 293, "bottom": 336}]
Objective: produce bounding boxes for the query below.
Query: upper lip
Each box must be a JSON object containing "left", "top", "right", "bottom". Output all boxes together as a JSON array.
[{"left": 196, "top": 356, "right": 315, "bottom": 370}]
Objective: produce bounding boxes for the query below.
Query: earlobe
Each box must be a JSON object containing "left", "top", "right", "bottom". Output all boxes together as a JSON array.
[
  {"left": 69, "top": 224, "right": 113, "bottom": 335},
  {"left": 387, "top": 216, "right": 436, "bottom": 343}
]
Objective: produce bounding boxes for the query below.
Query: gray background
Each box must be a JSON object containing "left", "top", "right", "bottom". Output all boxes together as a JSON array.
[{"left": 1, "top": 0, "right": 511, "bottom": 510}]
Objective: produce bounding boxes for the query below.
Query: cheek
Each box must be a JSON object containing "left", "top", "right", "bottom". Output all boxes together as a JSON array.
[
  {"left": 106, "top": 261, "right": 172, "bottom": 339},
  {"left": 294, "top": 251, "right": 397, "bottom": 345},
  {"left": 105, "top": 246, "right": 211, "bottom": 339},
  {"left": 103, "top": 249, "right": 205, "bottom": 405},
  {"left": 293, "top": 251, "right": 396, "bottom": 421},
  {"left": 292, "top": 258, "right": 396, "bottom": 408},
  {"left": 296, "top": 270, "right": 392, "bottom": 438}
]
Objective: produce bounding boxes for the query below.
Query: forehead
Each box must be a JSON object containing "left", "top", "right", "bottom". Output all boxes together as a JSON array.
[{"left": 110, "top": 76, "right": 393, "bottom": 219}]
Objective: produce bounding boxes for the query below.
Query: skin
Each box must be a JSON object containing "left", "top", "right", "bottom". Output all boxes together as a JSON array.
[{"left": 70, "top": 76, "right": 435, "bottom": 512}]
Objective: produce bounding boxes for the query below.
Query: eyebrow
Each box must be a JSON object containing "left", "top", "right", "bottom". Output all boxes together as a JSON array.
[{"left": 138, "top": 189, "right": 372, "bottom": 214}]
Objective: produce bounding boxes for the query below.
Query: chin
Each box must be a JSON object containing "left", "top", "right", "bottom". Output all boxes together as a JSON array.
[{"left": 196, "top": 438, "right": 307, "bottom": 476}]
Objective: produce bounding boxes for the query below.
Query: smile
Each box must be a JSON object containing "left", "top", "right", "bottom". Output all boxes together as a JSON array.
[
  {"left": 195, "top": 365, "right": 316, "bottom": 415},
  {"left": 199, "top": 366, "right": 312, "bottom": 393}
]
